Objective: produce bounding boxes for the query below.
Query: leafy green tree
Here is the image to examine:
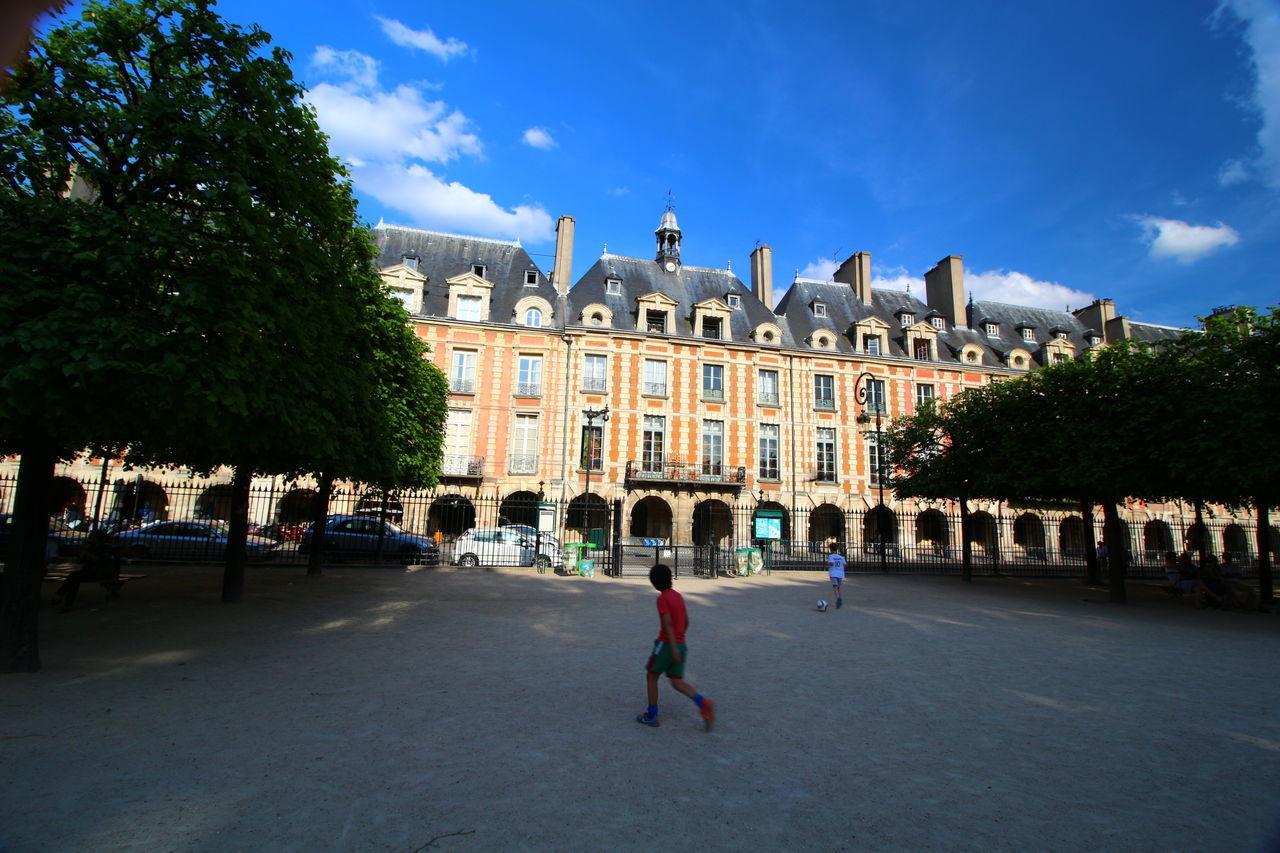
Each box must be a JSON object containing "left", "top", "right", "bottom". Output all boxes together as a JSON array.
[{"left": 0, "top": 0, "right": 447, "bottom": 671}]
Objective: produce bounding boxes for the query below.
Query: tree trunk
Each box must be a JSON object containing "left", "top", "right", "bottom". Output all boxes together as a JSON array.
[
  {"left": 306, "top": 472, "right": 334, "bottom": 576},
  {"left": 1258, "top": 502, "right": 1273, "bottom": 606},
  {"left": 1103, "top": 500, "right": 1128, "bottom": 604},
  {"left": 220, "top": 465, "right": 252, "bottom": 603},
  {"left": 374, "top": 489, "right": 390, "bottom": 567},
  {"left": 960, "top": 497, "right": 972, "bottom": 583},
  {"left": 0, "top": 440, "right": 57, "bottom": 672},
  {"left": 1082, "top": 500, "right": 1100, "bottom": 585}
]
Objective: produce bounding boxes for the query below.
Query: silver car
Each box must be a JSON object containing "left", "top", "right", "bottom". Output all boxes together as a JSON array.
[
  {"left": 453, "top": 527, "right": 547, "bottom": 568},
  {"left": 113, "top": 520, "right": 277, "bottom": 561}
]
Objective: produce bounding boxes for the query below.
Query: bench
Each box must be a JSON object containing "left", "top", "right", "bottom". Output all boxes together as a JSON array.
[{"left": 43, "top": 572, "right": 148, "bottom": 600}]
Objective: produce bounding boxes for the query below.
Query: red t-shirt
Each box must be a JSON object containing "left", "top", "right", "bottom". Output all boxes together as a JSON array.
[{"left": 655, "top": 588, "right": 688, "bottom": 643}]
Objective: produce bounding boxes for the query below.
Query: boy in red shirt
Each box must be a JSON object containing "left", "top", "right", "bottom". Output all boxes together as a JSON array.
[{"left": 636, "top": 564, "right": 715, "bottom": 730}]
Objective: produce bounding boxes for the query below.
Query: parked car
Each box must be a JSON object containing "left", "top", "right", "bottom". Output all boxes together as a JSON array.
[
  {"left": 111, "top": 520, "right": 277, "bottom": 561},
  {"left": 454, "top": 527, "right": 564, "bottom": 569},
  {"left": 298, "top": 516, "right": 439, "bottom": 564},
  {"left": 0, "top": 514, "right": 88, "bottom": 558},
  {"left": 501, "top": 524, "right": 561, "bottom": 549}
]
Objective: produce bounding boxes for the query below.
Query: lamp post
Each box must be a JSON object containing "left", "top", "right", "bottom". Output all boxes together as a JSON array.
[
  {"left": 581, "top": 405, "right": 610, "bottom": 536},
  {"left": 855, "top": 371, "right": 888, "bottom": 574}
]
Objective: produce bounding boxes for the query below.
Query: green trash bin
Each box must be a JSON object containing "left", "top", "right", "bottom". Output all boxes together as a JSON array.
[{"left": 564, "top": 543, "right": 592, "bottom": 576}]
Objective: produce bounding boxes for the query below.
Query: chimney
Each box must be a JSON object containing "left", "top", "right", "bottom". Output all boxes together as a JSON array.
[
  {"left": 750, "top": 244, "right": 773, "bottom": 308},
  {"left": 832, "top": 251, "right": 872, "bottom": 304},
  {"left": 1072, "top": 298, "right": 1117, "bottom": 342},
  {"left": 924, "top": 255, "right": 965, "bottom": 328},
  {"left": 1105, "top": 315, "right": 1131, "bottom": 343},
  {"left": 552, "top": 215, "right": 575, "bottom": 296}
]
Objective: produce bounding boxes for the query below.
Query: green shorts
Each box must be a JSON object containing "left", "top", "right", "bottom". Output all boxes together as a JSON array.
[{"left": 645, "top": 641, "right": 688, "bottom": 678}]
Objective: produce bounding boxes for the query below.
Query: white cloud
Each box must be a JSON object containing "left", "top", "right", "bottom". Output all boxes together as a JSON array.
[
  {"left": 304, "top": 47, "right": 553, "bottom": 244},
  {"left": 375, "top": 16, "right": 468, "bottom": 62},
  {"left": 521, "top": 127, "right": 557, "bottom": 150},
  {"left": 963, "top": 269, "right": 1095, "bottom": 311},
  {"left": 799, "top": 257, "right": 838, "bottom": 280},
  {"left": 606, "top": 187, "right": 630, "bottom": 197},
  {"left": 356, "top": 163, "right": 554, "bottom": 243},
  {"left": 1214, "top": 1, "right": 1280, "bottom": 188},
  {"left": 1218, "top": 158, "right": 1251, "bottom": 186},
  {"left": 1137, "top": 216, "right": 1241, "bottom": 263}
]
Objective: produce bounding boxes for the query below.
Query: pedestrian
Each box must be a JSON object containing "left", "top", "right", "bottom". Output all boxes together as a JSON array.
[
  {"left": 827, "top": 541, "right": 846, "bottom": 609},
  {"left": 636, "top": 564, "right": 714, "bottom": 731},
  {"left": 53, "top": 530, "right": 119, "bottom": 613},
  {"left": 1095, "top": 540, "right": 1108, "bottom": 571}
]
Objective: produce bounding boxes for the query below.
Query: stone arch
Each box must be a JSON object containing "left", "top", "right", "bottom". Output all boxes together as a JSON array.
[
  {"left": 1012, "top": 513, "right": 1046, "bottom": 558},
  {"left": 567, "top": 494, "right": 610, "bottom": 544},
  {"left": 1184, "top": 521, "right": 1211, "bottom": 555},
  {"left": 967, "top": 511, "right": 998, "bottom": 556},
  {"left": 863, "top": 505, "right": 898, "bottom": 546},
  {"left": 276, "top": 489, "right": 319, "bottom": 524},
  {"left": 50, "top": 476, "right": 87, "bottom": 521},
  {"left": 808, "top": 503, "right": 845, "bottom": 546},
  {"left": 629, "top": 496, "right": 673, "bottom": 541},
  {"left": 693, "top": 499, "right": 734, "bottom": 546},
  {"left": 193, "top": 484, "right": 234, "bottom": 522},
  {"left": 355, "top": 490, "right": 404, "bottom": 523},
  {"left": 916, "top": 509, "right": 951, "bottom": 554},
  {"left": 499, "top": 491, "right": 540, "bottom": 528},
  {"left": 1143, "top": 520, "right": 1174, "bottom": 559},
  {"left": 429, "top": 494, "right": 475, "bottom": 537},
  {"left": 1058, "top": 516, "right": 1087, "bottom": 559},
  {"left": 1222, "top": 523, "right": 1248, "bottom": 560}
]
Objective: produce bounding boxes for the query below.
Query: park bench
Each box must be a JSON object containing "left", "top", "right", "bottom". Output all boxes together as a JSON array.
[{"left": 43, "top": 571, "right": 148, "bottom": 601}]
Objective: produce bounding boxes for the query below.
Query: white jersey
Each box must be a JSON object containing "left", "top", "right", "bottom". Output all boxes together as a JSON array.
[{"left": 827, "top": 552, "right": 846, "bottom": 578}]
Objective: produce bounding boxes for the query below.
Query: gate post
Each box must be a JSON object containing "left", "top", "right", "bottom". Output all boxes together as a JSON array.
[{"left": 611, "top": 498, "right": 623, "bottom": 578}]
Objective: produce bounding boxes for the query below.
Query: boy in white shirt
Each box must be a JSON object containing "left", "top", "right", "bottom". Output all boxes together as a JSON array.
[{"left": 827, "top": 542, "right": 847, "bottom": 609}]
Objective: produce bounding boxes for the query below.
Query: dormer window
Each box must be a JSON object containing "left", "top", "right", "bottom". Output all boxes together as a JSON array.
[
  {"left": 727, "top": 293, "right": 741, "bottom": 309},
  {"left": 524, "top": 270, "right": 538, "bottom": 286},
  {"left": 1021, "top": 328, "right": 1035, "bottom": 342},
  {"left": 606, "top": 278, "right": 622, "bottom": 294},
  {"left": 1056, "top": 331, "right": 1069, "bottom": 341},
  {"left": 646, "top": 311, "right": 667, "bottom": 333},
  {"left": 471, "top": 263, "right": 486, "bottom": 278},
  {"left": 523, "top": 308, "right": 544, "bottom": 328},
  {"left": 814, "top": 302, "right": 827, "bottom": 318},
  {"left": 863, "top": 335, "right": 881, "bottom": 355},
  {"left": 702, "top": 316, "right": 723, "bottom": 340},
  {"left": 402, "top": 255, "right": 419, "bottom": 271},
  {"left": 457, "top": 295, "right": 482, "bottom": 321},
  {"left": 1087, "top": 335, "right": 1101, "bottom": 347},
  {"left": 900, "top": 313, "right": 914, "bottom": 326},
  {"left": 984, "top": 323, "right": 1000, "bottom": 337},
  {"left": 931, "top": 316, "right": 946, "bottom": 330}
]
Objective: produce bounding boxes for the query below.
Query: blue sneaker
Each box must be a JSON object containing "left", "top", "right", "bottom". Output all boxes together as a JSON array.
[{"left": 635, "top": 712, "right": 660, "bottom": 727}]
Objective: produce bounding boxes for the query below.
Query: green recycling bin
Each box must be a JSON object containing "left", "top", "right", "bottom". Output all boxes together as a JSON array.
[{"left": 564, "top": 542, "right": 592, "bottom": 576}]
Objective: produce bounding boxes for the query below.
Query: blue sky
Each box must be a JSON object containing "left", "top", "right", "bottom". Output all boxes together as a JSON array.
[{"left": 76, "top": 1, "right": 1280, "bottom": 326}]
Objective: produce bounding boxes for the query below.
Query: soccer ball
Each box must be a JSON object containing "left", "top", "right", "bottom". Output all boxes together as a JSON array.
[{"left": 816, "top": 600, "right": 829, "bottom": 612}]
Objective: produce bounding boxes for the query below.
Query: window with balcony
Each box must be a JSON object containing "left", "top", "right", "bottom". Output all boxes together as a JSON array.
[
  {"left": 701, "top": 420, "right": 724, "bottom": 477},
  {"left": 510, "top": 414, "right": 539, "bottom": 473},
  {"left": 580, "top": 423, "right": 603, "bottom": 472},
  {"left": 702, "top": 364, "right": 725, "bottom": 401},
  {"left": 516, "top": 355, "right": 543, "bottom": 397},
  {"left": 816, "top": 428, "right": 836, "bottom": 483},
  {"left": 442, "top": 409, "right": 474, "bottom": 475},
  {"left": 643, "top": 359, "right": 668, "bottom": 397},
  {"left": 583, "top": 354, "right": 607, "bottom": 392},
  {"left": 759, "top": 424, "right": 780, "bottom": 480},
  {"left": 450, "top": 351, "right": 477, "bottom": 394},
  {"left": 758, "top": 369, "right": 780, "bottom": 406},
  {"left": 814, "top": 374, "right": 835, "bottom": 410},
  {"left": 642, "top": 415, "right": 665, "bottom": 474}
]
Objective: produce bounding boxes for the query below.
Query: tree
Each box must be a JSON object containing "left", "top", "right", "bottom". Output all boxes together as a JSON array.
[{"left": 0, "top": 0, "right": 448, "bottom": 670}]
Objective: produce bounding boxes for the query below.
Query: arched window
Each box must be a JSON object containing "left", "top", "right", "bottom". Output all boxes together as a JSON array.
[{"left": 524, "top": 308, "right": 543, "bottom": 328}]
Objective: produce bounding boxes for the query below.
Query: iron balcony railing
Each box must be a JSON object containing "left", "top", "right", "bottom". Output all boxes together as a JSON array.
[
  {"left": 625, "top": 460, "right": 747, "bottom": 488},
  {"left": 440, "top": 455, "right": 484, "bottom": 478},
  {"left": 814, "top": 396, "right": 836, "bottom": 411},
  {"left": 582, "top": 376, "right": 607, "bottom": 392},
  {"left": 449, "top": 378, "right": 476, "bottom": 394},
  {"left": 703, "top": 387, "right": 725, "bottom": 402},
  {"left": 515, "top": 381, "right": 542, "bottom": 397},
  {"left": 758, "top": 391, "right": 780, "bottom": 406},
  {"left": 507, "top": 455, "right": 538, "bottom": 474},
  {"left": 643, "top": 382, "right": 667, "bottom": 397}
]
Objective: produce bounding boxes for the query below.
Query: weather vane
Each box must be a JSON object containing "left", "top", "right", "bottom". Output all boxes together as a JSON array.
[{"left": 664, "top": 189, "right": 675, "bottom": 211}]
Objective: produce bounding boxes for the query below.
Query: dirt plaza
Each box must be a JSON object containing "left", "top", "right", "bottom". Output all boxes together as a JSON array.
[{"left": 2, "top": 565, "right": 1278, "bottom": 852}]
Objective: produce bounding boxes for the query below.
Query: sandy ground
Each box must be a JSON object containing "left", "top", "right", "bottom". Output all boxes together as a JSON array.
[{"left": 2, "top": 564, "right": 1279, "bottom": 853}]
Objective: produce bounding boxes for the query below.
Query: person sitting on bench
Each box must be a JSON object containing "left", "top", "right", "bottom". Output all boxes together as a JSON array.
[{"left": 53, "top": 531, "right": 120, "bottom": 613}]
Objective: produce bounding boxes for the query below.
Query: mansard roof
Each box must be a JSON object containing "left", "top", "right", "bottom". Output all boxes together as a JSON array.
[
  {"left": 1126, "top": 321, "right": 1184, "bottom": 346},
  {"left": 372, "top": 223, "right": 556, "bottom": 322},
  {"left": 570, "top": 254, "right": 792, "bottom": 344}
]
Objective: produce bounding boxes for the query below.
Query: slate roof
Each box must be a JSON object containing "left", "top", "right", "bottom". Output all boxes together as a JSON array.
[
  {"left": 568, "top": 254, "right": 794, "bottom": 345},
  {"left": 1126, "top": 321, "right": 1184, "bottom": 346},
  {"left": 967, "top": 300, "right": 1095, "bottom": 366},
  {"left": 371, "top": 224, "right": 556, "bottom": 323}
]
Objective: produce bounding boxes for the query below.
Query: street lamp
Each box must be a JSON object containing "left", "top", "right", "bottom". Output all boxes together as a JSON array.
[
  {"left": 855, "top": 371, "right": 888, "bottom": 574},
  {"left": 581, "top": 405, "right": 610, "bottom": 534}
]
